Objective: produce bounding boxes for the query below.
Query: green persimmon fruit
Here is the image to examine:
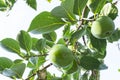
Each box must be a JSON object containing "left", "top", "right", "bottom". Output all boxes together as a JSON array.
[
  {"left": 91, "top": 16, "right": 115, "bottom": 39},
  {"left": 0, "top": 0, "right": 7, "bottom": 7},
  {"left": 49, "top": 44, "right": 74, "bottom": 68},
  {"left": 62, "top": 59, "right": 78, "bottom": 74},
  {"left": 100, "top": 3, "right": 118, "bottom": 20},
  {"left": 0, "top": 0, "right": 8, "bottom": 11}
]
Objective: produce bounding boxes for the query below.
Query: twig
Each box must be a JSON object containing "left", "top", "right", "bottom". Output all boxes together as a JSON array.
[
  {"left": 24, "top": 54, "right": 48, "bottom": 60},
  {"left": 25, "top": 63, "right": 53, "bottom": 80},
  {"left": 79, "top": 18, "right": 95, "bottom": 22},
  {"left": 82, "top": 36, "right": 86, "bottom": 46},
  {"left": 77, "top": 6, "right": 88, "bottom": 30},
  {"left": 27, "top": 54, "right": 48, "bottom": 58},
  {"left": 113, "top": 0, "right": 119, "bottom": 5}
]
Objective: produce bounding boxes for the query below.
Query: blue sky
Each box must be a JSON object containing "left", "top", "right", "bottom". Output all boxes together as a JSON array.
[{"left": 0, "top": 0, "right": 120, "bottom": 80}]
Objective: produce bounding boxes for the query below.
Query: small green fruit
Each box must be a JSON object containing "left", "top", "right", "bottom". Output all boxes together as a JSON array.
[
  {"left": 62, "top": 60, "right": 78, "bottom": 74},
  {"left": 91, "top": 16, "right": 115, "bottom": 39},
  {"left": 49, "top": 44, "right": 74, "bottom": 67},
  {"left": 100, "top": 3, "right": 118, "bottom": 20},
  {"left": 0, "top": 0, "right": 7, "bottom": 7},
  {"left": 0, "top": 0, "right": 7, "bottom": 11}
]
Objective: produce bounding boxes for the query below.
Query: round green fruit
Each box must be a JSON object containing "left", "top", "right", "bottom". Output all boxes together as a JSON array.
[
  {"left": 91, "top": 16, "right": 115, "bottom": 39},
  {"left": 100, "top": 3, "right": 118, "bottom": 20},
  {"left": 0, "top": 0, "right": 7, "bottom": 7},
  {"left": 62, "top": 59, "right": 78, "bottom": 74},
  {"left": 0, "top": 0, "right": 8, "bottom": 11},
  {"left": 49, "top": 44, "right": 74, "bottom": 67}
]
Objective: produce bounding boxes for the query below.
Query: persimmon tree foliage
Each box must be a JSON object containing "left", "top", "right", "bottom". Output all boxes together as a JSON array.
[{"left": 0, "top": 0, "right": 120, "bottom": 80}]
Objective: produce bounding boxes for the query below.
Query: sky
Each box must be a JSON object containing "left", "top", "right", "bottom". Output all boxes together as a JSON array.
[{"left": 0, "top": 0, "right": 120, "bottom": 80}]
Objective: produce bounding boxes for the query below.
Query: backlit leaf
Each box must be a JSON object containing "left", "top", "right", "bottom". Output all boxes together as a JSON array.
[
  {"left": 87, "top": 0, "right": 106, "bottom": 13},
  {"left": 2, "top": 63, "right": 26, "bottom": 78},
  {"left": 90, "top": 34, "right": 107, "bottom": 53},
  {"left": 26, "top": 0, "right": 37, "bottom": 10},
  {"left": 0, "top": 57, "right": 13, "bottom": 71},
  {"left": 17, "top": 30, "right": 32, "bottom": 52},
  {"left": 80, "top": 56, "right": 100, "bottom": 70},
  {"left": 73, "top": 0, "right": 88, "bottom": 16},
  {"left": 107, "top": 28, "right": 120, "bottom": 43},
  {"left": 51, "top": 0, "right": 76, "bottom": 22},
  {"left": 28, "top": 11, "right": 65, "bottom": 34},
  {"left": 42, "top": 31, "right": 57, "bottom": 42},
  {"left": 36, "top": 38, "right": 46, "bottom": 52},
  {"left": 1, "top": 38, "right": 21, "bottom": 54}
]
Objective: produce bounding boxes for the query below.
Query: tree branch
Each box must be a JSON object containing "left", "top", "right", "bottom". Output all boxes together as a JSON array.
[
  {"left": 77, "top": 6, "right": 87, "bottom": 30},
  {"left": 25, "top": 63, "right": 53, "bottom": 80}
]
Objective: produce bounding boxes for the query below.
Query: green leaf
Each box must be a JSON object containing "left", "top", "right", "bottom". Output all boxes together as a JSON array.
[
  {"left": 36, "top": 38, "right": 46, "bottom": 52},
  {"left": 51, "top": 77, "right": 62, "bottom": 80},
  {"left": 51, "top": 6, "right": 68, "bottom": 18},
  {"left": 80, "top": 56, "right": 101, "bottom": 70},
  {"left": 27, "top": 69, "right": 36, "bottom": 80},
  {"left": 26, "top": 0, "right": 37, "bottom": 10},
  {"left": 14, "top": 59, "right": 23, "bottom": 64},
  {"left": 46, "top": 40, "right": 55, "bottom": 47},
  {"left": 99, "top": 63, "right": 108, "bottom": 70},
  {"left": 80, "top": 72, "right": 88, "bottom": 80},
  {"left": 2, "top": 63, "right": 26, "bottom": 78},
  {"left": 61, "top": 0, "right": 76, "bottom": 21},
  {"left": 57, "top": 38, "right": 66, "bottom": 45},
  {"left": 93, "top": 51, "right": 106, "bottom": 59},
  {"left": 51, "top": 0, "right": 76, "bottom": 22},
  {"left": 87, "top": 0, "right": 106, "bottom": 13},
  {"left": 0, "top": 57, "right": 13, "bottom": 71},
  {"left": 42, "top": 31, "right": 57, "bottom": 42},
  {"left": 28, "top": 11, "right": 65, "bottom": 34},
  {"left": 71, "top": 70, "right": 80, "bottom": 80},
  {"left": 62, "top": 74, "right": 71, "bottom": 80},
  {"left": 70, "top": 27, "right": 86, "bottom": 44},
  {"left": 17, "top": 30, "right": 32, "bottom": 52},
  {"left": 63, "top": 23, "right": 71, "bottom": 39},
  {"left": 107, "top": 28, "right": 120, "bottom": 43},
  {"left": 1, "top": 38, "right": 21, "bottom": 54},
  {"left": 107, "top": 0, "right": 113, "bottom": 2},
  {"left": 6, "top": 0, "right": 16, "bottom": 10},
  {"left": 27, "top": 57, "right": 45, "bottom": 69},
  {"left": 73, "top": 0, "right": 88, "bottom": 16},
  {"left": 90, "top": 34, "right": 107, "bottom": 53},
  {"left": 31, "top": 38, "right": 39, "bottom": 51}
]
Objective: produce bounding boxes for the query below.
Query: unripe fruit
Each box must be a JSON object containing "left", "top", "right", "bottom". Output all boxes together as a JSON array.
[
  {"left": 91, "top": 16, "right": 115, "bottom": 39},
  {"left": 100, "top": 3, "right": 118, "bottom": 20},
  {"left": 62, "top": 60, "right": 78, "bottom": 74},
  {"left": 0, "top": 0, "right": 7, "bottom": 11},
  {"left": 0, "top": 0, "right": 7, "bottom": 7},
  {"left": 49, "top": 44, "right": 74, "bottom": 67}
]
